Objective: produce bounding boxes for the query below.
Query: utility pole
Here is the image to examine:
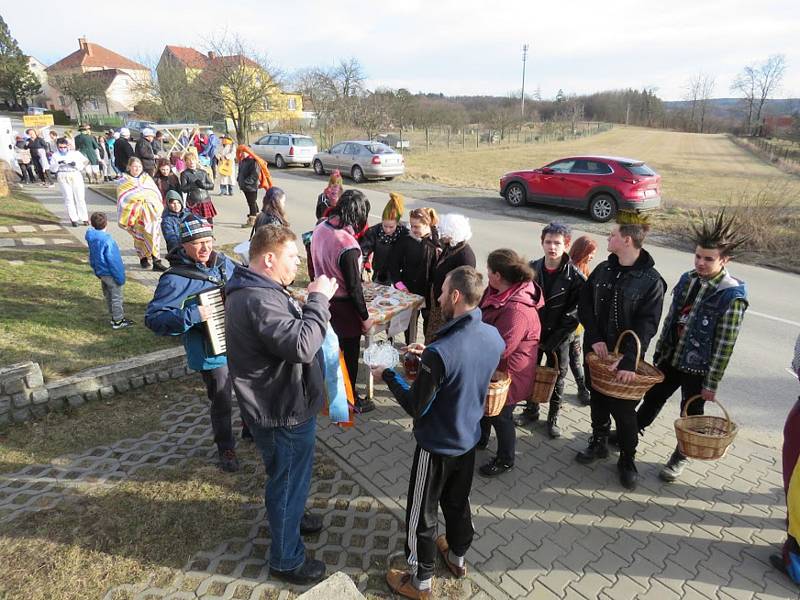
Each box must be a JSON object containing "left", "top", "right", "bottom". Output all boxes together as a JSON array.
[{"left": 521, "top": 43, "right": 529, "bottom": 118}]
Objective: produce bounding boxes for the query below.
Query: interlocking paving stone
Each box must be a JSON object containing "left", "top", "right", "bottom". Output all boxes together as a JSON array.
[
  {"left": 20, "top": 237, "right": 46, "bottom": 245},
  {"left": 0, "top": 238, "right": 15, "bottom": 247},
  {"left": 11, "top": 225, "right": 36, "bottom": 232}
]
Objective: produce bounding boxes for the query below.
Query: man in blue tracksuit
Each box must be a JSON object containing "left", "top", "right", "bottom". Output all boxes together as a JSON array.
[
  {"left": 145, "top": 214, "right": 239, "bottom": 472},
  {"left": 372, "top": 266, "right": 505, "bottom": 600}
]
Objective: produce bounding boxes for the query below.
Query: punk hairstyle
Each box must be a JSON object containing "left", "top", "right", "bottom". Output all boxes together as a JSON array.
[
  {"left": 540, "top": 221, "right": 572, "bottom": 243},
  {"left": 616, "top": 211, "right": 651, "bottom": 249},
  {"left": 690, "top": 209, "right": 750, "bottom": 258},
  {"left": 445, "top": 265, "right": 484, "bottom": 307},
  {"left": 487, "top": 248, "right": 534, "bottom": 284},
  {"left": 249, "top": 224, "right": 297, "bottom": 263},
  {"left": 331, "top": 189, "right": 370, "bottom": 232}
]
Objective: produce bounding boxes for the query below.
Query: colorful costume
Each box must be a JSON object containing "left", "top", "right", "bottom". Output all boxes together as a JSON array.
[{"left": 116, "top": 173, "right": 164, "bottom": 260}]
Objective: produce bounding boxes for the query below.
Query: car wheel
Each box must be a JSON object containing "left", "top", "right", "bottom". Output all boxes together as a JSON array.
[
  {"left": 385, "top": 176, "right": 395, "bottom": 181},
  {"left": 275, "top": 155, "right": 286, "bottom": 169},
  {"left": 313, "top": 160, "right": 325, "bottom": 175},
  {"left": 588, "top": 194, "right": 617, "bottom": 222},
  {"left": 352, "top": 165, "right": 365, "bottom": 184},
  {"left": 504, "top": 182, "right": 526, "bottom": 207},
  {"left": 304, "top": 163, "right": 311, "bottom": 168}
]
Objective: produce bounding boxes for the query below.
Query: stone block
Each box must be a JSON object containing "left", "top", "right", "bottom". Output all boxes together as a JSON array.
[
  {"left": 24, "top": 366, "right": 44, "bottom": 389},
  {"left": 157, "top": 371, "right": 170, "bottom": 382},
  {"left": 31, "top": 389, "right": 49, "bottom": 405},
  {"left": 12, "top": 392, "right": 30, "bottom": 408},
  {"left": 0, "top": 411, "right": 9, "bottom": 425},
  {"left": 30, "top": 403, "right": 48, "bottom": 418},
  {"left": 170, "top": 366, "right": 186, "bottom": 379},
  {"left": 12, "top": 407, "right": 31, "bottom": 422},
  {"left": 3, "top": 378, "right": 24, "bottom": 395},
  {"left": 82, "top": 390, "right": 99, "bottom": 403},
  {"left": 0, "top": 396, "right": 9, "bottom": 414},
  {"left": 144, "top": 373, "right": 158, "bottom": 385},
  {"left": 67, "top": 395, "right": 85, "bottom": 408},
  {"left": 129, "top": 376, "right": 145, "bottom": 389},
  {"left": 99, "top": 386, "right": 115, "bottom": 400},
  {"left": 297, "top": 572, "right": 365, "bottom": 599},
  {"left": 114, "top": 381, "right": 130, "bottom": 393}
]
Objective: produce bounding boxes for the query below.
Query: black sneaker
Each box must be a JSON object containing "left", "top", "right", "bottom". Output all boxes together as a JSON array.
[
  {"left": 478, "top": 457, "right": 514, "bottom": 477},
  {"left": 270, "top": 558, "right": 326, "bottom": 585},
  {"left": 355, "top": 396, "right": 375, "bottom": 414},
  {"left": 547, "top": 416, "right": 561, "bottom": 439},
  {"left": 219, "top": 449, "right": 240, "bottom": 472},
  {"left": 659, "top": 449, "right": 689, "bottom": 482},
  {"left": 139, "top": 257, "right": 151, "bottom": 269},
  {"left": 300, "top": 511, "right": 323, "bottom": 535},
  {"left": 514, "top": 407, "right": 540, "bottom": 426},
  {"left": 618, "top": 453, "right": 639, "bottom": 490},
  {"left": 577, "top": 386, "right": 591, "bottom": 405},
  {"left": 111, "top": 318, "right": 134, "bottom": 330}
]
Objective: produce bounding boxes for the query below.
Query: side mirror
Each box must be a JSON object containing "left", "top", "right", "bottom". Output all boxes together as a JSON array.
[{"left": 540, "top": 167, "right": 554, "bottom": 175}]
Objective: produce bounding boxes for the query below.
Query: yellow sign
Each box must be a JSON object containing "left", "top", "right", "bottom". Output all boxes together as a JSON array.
[{"left": 22, "top": 114, "right": 55, "bottom": 128}]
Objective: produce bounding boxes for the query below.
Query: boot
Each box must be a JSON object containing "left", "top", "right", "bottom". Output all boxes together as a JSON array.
[
  {"left": 547, "top": 403, "right": 561, "bottom": 439},
  {"left": 575, "top": 377, "right": 590, "bottom": 405},
  {"left": 514, "top": 402, "right": 539, "bottom": 426},
  {"left": 659, "top": 447, "right": 689, "bottom": 482},
  {"left": 618, "top": 451, "right": 638, "bottom": 490},
  {"left": 576, "top": 434, "right": 609, "bottom": 464},
  {"left": 242, "top": 215, "right": 257, "bottom": 228}
]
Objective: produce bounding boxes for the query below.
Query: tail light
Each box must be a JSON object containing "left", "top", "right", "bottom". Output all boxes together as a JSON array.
[
  {"left": 371, "top": 155, "right": 381, "bottom": 165},
  {"left": 620, "top": 177, "right": 639, "bottom": 184},
  {"left": 288, "top": 146, "right": 295, "bottom": 156}
]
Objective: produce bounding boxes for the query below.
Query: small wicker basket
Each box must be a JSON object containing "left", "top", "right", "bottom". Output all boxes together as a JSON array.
[
  {"left": 530, "top": 352, "right": 559, "bottom": 404},
  {"left": 674, "top": 395, "right": 738, "bottom": 460},
  {"left": 484, "top": 371, "right": 511, "bottom": 417},
  {"left": 585, "top": 330, "right": 664, "bottom": 400}
]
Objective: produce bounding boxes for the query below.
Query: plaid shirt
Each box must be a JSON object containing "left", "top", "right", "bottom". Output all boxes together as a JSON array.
[{"left": 656, "top": 268, "right": 746, "bottom": 391}]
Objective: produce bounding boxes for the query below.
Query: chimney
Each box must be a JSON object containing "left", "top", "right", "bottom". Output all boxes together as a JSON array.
[
  {"left": 207, "top": 51, "right": 216, "bottom": 60},
  {"left": 78, "top": 37, "right": 92, "bottom": 56}
]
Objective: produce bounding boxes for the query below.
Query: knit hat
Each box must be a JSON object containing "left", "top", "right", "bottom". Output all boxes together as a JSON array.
[
  {"left": 179, "top": 214, "right": 213, "bottom": 243},
  {"left": 382, "top": 192, "right": 404, "bottom": 221},
  {"left": 166, "top": 189, "right": 183, "bottom": 205}
]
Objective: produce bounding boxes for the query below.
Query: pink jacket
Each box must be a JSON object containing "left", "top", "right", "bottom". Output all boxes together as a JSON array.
[{"left": 480, "top": 280, "right": 544, "bottom": 405}]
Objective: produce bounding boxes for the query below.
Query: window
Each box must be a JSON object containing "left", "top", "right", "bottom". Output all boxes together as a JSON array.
[
  {"left": 256, "top": 135, "right": 270, "bottom": 145},
  {"left": 287, "top": 98, "right": 297, "bottom": 111},
  {"left": 58, "top": 95, "right": 66, "bottom": 106},
  {"left": 330, "top": 143, "right": 345, "bottom": 154},
  {"left": 266, "top": 135, "right": 278, "bottom": 145},
  {"left": 292, "top": 137, "right": 315, "bottom": 147},
  {"left": 621, "top": 162, "right": 656, "bottom": 176},
  {"left": 548, "top": 160, "right": 575, "bottom": 173},
  {"left": 365, "top": 142, "right": 394, "bottom": 155},
  {"left": 571, "top": 160, "right": 612, "bottom": 175},
  {"left": 277, "top": 136, "right": 289, "bottom": 145}
]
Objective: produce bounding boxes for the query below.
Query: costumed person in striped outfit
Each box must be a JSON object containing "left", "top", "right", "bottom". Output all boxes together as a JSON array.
[
  {"left": 116, "top": 156, "right": 167, "bottom": 271},
  {"left": 49, "top": 137, "right": 90, "bottom": 227},
  {"left": 635, "top": 210, "right": 749, "bottom": 482},
  {"left": 771, "top": 334, "right": 800, "bottom": 585},
  {"left": 371, "top": 266, "right": 505, "bottom": 600}
]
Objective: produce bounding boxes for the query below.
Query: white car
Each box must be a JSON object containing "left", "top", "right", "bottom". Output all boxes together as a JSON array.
[{"left": 251, "top": 133, "right": 317, "bottom": 168}]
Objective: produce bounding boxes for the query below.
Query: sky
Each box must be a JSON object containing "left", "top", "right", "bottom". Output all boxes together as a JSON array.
[{"left": 5, "top": 0, "right": 800, "bottom": 101}]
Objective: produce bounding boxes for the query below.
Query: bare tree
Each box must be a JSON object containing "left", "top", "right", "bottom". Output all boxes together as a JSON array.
[
  {"left": 203, "top": 35, "right": 281, "bottom": 143},
  {"left": 732, "top": 55, "right": 785, "bottom": 135},
  {"left": 685, "top": 73, "right": 716, "bottom": 133},
  {"left": 356, "top": 89, "right": 393, "bottom": 139},
  {"left": 696, "top": 74, "right": 715, "bottom": 134},
  {"left": 49, "top": 72, "right": 107, "bottom": 122},
  {"left": 292, "top": 67, "right": 340, "bottom": 147}
]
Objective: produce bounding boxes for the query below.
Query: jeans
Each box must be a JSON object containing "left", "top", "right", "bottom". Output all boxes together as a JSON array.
[
  {"left": 479, "top": 404, "right": 516, "bottom": 464},
  {"left": 248, "top": 415, "right": 317, "bottom": 571},
  {"left": 99, "top": 275, "right": 124, "bottom": 321},
  {"left": 199, "top": 366, "right": 235, "bottom": 452}
]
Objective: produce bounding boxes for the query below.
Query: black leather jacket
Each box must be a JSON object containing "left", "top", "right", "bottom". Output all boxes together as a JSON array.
[
  {"left": 578, "top": 249, "right": 667, "bottom": 372},
  {"left": 529, "top": 255, "right": 586, "bottom": 352}
]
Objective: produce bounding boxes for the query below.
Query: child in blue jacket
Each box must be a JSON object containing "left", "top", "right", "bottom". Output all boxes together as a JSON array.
[
  {"left": 85, "top": 212, "right": 132, "bottom": 329},
  {"left": 161, "top": 189, "right": 191, "bottom": 255}
]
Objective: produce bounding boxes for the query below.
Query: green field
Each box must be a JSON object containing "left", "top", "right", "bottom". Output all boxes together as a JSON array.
[{"left": 402, "top": 126, "right": 800, "bottom": 208}]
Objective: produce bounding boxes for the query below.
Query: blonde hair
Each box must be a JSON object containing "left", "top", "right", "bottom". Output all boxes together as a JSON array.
[{"left": 409, "top": 207, "right": 439, "bottom": 227}]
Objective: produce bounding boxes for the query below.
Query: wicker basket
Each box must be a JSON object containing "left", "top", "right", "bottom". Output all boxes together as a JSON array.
[
  {"left": 484, "top": 371, "right": 511, "bottom": 417},
  {"left": 585, "top": 330, "right": 664, "bottom": 400},
  {"left": 530, "top": 352, "right": 559, "bottom": 404},
  {"left": 674, "top": 395, "right": 738, "bottom": 460}
]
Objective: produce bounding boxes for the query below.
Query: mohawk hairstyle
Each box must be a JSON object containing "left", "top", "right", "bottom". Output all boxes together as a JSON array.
[
  {"left": 690, "top": 209, "right": 750, "bottom": 258},
  {"left": 616, "top": 210, "right": 651, "bottom": 248}
]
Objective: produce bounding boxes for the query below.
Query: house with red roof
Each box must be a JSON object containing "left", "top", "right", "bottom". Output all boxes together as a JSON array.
[{"left": 44, "top": 38, "right": 152, "bottom": 119}]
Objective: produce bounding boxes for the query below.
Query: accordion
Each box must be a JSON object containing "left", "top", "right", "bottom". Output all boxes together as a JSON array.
[{"left": 197, "top": 288, "right": 226, "bottom": 356}]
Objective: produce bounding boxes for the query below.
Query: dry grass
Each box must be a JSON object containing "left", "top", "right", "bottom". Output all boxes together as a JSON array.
[{"left": 402, "top": 126, "right": 800, "bottom": 208}]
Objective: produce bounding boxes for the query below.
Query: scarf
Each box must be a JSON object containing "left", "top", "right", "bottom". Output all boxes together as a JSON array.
[
  {"left": 481, "top": 282, "right": 524, "bottom": 309},
  {"left": 236, "top": 145, "right": 273, "bottom": 190},
  {"left": 377, "top": 224, "right": 404, "bottom": 246}
]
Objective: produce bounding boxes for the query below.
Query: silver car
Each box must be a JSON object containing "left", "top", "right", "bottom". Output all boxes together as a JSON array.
[
  {"left": 313, "top": 141, "right": 405, "bottom": 183},
  {"left": 251, "top": 133, "right": 317, "bottom": 168}
]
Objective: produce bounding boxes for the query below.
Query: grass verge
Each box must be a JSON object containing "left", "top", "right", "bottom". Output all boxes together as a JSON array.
[{"left": 0, "top": 192, "right": 176, "bottom": 380}]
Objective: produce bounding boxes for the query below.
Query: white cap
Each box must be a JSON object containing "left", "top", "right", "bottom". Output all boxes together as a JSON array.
[
  {"left": 113, "top": 132, "right": 120, "bottom": 139},
  {"left": 119, "top": 127, "right": 130, "bottom": 137},
  {"left": 142, "top": 127, "right": 155, "bottom": 137}
]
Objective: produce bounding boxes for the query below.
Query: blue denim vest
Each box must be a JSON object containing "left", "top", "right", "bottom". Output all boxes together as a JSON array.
[{"left": 664, "top": 271, "right": 748, "bottom": 374}]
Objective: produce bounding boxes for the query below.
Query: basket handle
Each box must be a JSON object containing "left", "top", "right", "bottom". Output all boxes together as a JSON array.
[
  {"left": 538, "top": 350, "right": 559, "bottom": 370},
  {"left": 682, "top": 394, "right": 733, "bottom": 435},
  {"left": 613, "top": 329, "right": 641, "bottom": 372}
]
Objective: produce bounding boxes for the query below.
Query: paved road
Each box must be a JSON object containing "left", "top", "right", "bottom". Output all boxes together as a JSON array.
[{"left": 22, "top": 159, "right": 799, "bottom": 442}]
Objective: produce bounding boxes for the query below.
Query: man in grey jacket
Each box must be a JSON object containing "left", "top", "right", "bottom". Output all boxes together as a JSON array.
[{"left": 225, "top": 225, "right": 338, "bottom": 586}]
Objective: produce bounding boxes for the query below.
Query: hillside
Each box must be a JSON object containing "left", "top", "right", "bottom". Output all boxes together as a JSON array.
[{"left": 663, "top": 98, "right": 800, "bottom": 120}]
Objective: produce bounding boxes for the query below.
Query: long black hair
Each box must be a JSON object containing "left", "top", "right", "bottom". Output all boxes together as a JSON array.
[{"left": 330, "top": 189, "right": 370, "bottom": 232}]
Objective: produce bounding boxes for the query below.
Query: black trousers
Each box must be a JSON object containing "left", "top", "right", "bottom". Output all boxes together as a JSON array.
[
  {"left": 479, "top": 404, "right": 516, "bottom": 464},
  {"left": 523, "top": 340, "right": 569, "bottom": 417},
  {"left": 585, "top": 364, "right": 639, "bottom": 455},
  {"left": 200, "top": 365, "right": 235, "bottom": 452},
  {"left": 339, "top": 336, "right": 361, "bottom": 397},
  {"left": 242, "top": 190, "right": 259, "bottom": 216},
  {"left": 637, "top": 362, "right": 705, "bottom": 431},
  {"left": 405, "top": 445, "right": 476, "bottom": 581}
]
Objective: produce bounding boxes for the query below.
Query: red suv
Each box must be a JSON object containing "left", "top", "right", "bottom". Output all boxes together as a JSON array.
[{"left": 499, "top": 156, "right": 661, "bottom": 222}]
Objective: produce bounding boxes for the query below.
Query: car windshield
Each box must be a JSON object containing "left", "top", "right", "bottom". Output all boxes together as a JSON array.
[
  {"left": 292, "top": 137, "right": 315, "bottom": 146},
  {"left": 620, "top": 162, "right": 656, "bottom": 176},
  {"left": 364, "top": 142, "right": 394, "bottom": 155}
]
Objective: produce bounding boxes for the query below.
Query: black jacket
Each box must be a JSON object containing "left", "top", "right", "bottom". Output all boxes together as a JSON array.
[
  {"left": 529, "top": 255, "right": 586, "bottom": 352},
  {"left": 181, "top": 168, "right": 214, "bottom": 193},
  {"left": 431, "top": 242, "right": 476, "bottom": 305},
  {"left": 224, "top": 265, "right": 330, "bottom": 428},
  {"left": 135, "top": 138, "right": 156, "bottom": 173},
  {"left": 388, "top": 231, "right": 439, "bottom": 304},
  {"left": 114, "top": 138, "right": 134, "bottom": 172},
  {"left": 359, "top": 223, "right": 409, "bottom": 285},
  {"left": 237, "top": 157, "right": 259, "bottom": 192},
  {"left": 578, "top": 249, "right": 667, "bottom": 372}
]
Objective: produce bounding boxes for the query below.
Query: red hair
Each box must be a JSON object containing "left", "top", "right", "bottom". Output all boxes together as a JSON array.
[{"left": 569, "top": 235, "right": 597, "bottom": 276}]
